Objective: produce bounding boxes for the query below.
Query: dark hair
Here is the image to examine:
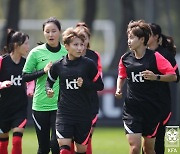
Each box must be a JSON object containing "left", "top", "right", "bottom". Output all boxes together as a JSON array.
[
  {"left": 75, "top": 22, "right": 91, "bottom": 48},
  {"left": 62, "top": 27, "right": 85, "bottom": 45},
  {"left": 37, "top": 41, "right": 44, "bottom": 45},
  {"left": 43, "top": 17, "right": 61, "bottom": 31},
  {"left": 3, "top": 29, "right": 29, "bottom": 53},
  {"left": 76, "top": 22, "right": 88, "bottom": 28},
  {"left": 149, "top": 23, "right": 176, "bottom": 56},
  {"left": 127, "top": 20, "right": 151, "bottom": 46}
]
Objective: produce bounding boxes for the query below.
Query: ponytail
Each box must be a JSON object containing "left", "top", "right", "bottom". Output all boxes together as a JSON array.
[
  {"left": 2, "top": 29, "right": 29, "bottom": 54},
  {"left": 161, "top": 34, "right": 176, "bottom": 57},
  {"left": 3, "top": 29, "right": 16, "bottom": 53},
  {"left": 150, "top": 23, "right": 176, "bottom": 57}
]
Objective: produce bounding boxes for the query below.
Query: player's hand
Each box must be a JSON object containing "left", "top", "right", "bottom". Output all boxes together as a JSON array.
[
  {"left": 115, "top": 89, "right": 123, "bottom": 99},
  {"left": 0, "top": 80, "right": 12, "bottom": 89},
  {"left": 26, "top": 81, "right": 35, "bottom": 97},
  {"left": 27, "top": 91, "right": 34, "bottom": 97},
  {"left": 46, "top": 88, "right": 54, "bottom": 98},
  {"left": 142, "top": 70, "right": 156, "bottom": 80},
  {"left": 44, "top": 62, "right": 53, "bottom": 73},
  {"left": 77, "top": 77, "right": 83, "bottom": 87}
]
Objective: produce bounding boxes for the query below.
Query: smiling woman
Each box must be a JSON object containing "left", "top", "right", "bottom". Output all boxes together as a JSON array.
[{"left": 22, "top": 17, "right": 67, "bottom": 154}]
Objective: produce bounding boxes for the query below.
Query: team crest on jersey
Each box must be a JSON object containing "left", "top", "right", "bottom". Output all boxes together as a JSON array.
[
  {"left": 11, "top": 75, "right": 22, "bottom": 86},
  {"left": 66, "top": 79, "right": 79, "bottom": 89},
  {"left": 131, "top": 72, "right": 144, "bottom": 82}
]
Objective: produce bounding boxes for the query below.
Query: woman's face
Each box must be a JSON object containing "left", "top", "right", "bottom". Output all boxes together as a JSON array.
[
  {"left": 81, "top": 31, "right": 90, "bottom": 56},
  {"left": 83, "top": 32, "right": 90, "bottom": 49},
  {"left": 65, "top": 37, "right": 85, "bottom": 60},
  {"left": 128, "top": 31, "right": 143, "bottom": 51},
  {"left": 147, "top": 34, "right": 158, "bottom": 47},
  {"left": 43, "top": 22, "right": 61, "bottom": 47},
  {"left": 18, "top": 37, "right": 30, "bottom": 57}
]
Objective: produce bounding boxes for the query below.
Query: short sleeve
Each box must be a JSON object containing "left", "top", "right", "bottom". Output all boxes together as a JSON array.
[{"left": 118, "top": 57, "right": 127, "bottom": 79}]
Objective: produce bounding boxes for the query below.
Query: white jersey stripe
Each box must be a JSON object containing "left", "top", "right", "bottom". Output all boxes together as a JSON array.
[
  {"left": 32, "top": 113, "right": 41, "bottom": 130},
  {"left": 48, "top": 71, "right": 56, "bottom": 82},
  {"left": 56, "top": 129, "right": 64, "bottom": 139},
  {"left": 123, "top": 121, "right": 134, "bottom": 134},
  {"left": 0, "top": 129, "right": 4, "bottom": 133}
]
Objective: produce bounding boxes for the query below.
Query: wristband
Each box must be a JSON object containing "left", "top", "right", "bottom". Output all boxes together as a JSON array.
[{"left": 156, "top": 75, "right": 161, "bottom": 81}]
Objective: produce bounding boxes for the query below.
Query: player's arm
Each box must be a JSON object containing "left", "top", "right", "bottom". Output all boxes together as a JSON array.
[
  {"left": 80, "top": 61, "right": 104, "bottom": 91},
  {"left": 171, "top": 58, "right": 179, "bottom": 82},
  {"left": 26, "top": 80, "right": 35, "bottom": 97},
  {"left": 115, "top": 57, "right": 127, "bottom": 99},
  {"left": 22, "top": 62, "right": 52, "bottom": 82},
  {"left": 163, "top": 50, "right": 179, "bottom": 82},
  {"left": 175, "top": 67, "right": 179, "bottom": 82},
  {"left": 95, "top": 51, "right": 103, "bottom": 77},
  {"left": 142, "top": 52, "right": 177, "bottom": 82},
  {"left": 115, "top": 77, "right": 126, "bottom": 99},
  {"left": 46, "top": 63, "right": 58, "bottom": 98},
  {"left": 0, "top": 81, "right": 12, "bottom": 89},
  {"left": 0, "top": 56, "right": 12, "bottom": 89}
]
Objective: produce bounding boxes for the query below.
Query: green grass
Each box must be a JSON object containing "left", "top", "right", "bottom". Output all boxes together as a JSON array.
[
  {"left": 7, "top": 127, "right": 128, "bottom": 153},
  {"left": 92, "top": 127, "right": 128, "bottom": 154},
  {"left": 7, "top": 126, "right": 180, "bottom": 154},
  {"left": 8, "top": 127, "right": 38, "bottom": 153}
]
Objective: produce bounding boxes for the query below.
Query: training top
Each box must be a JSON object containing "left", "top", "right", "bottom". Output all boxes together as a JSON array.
[
  {"left": 23, "top": 43, "right": 67, "bottom": 111},
  {"left": 155, "top": 46, "right": 179, "bottom": 119},
  {"left": 118, "top": 49, "right": 176, "bottom": 121},
  {"left": 0, "top": 55, "right": 28, "bottom": 119},
  {"left": 85, "top": 49, "right": 103, "bottom": 115},
  {"left": 46, "top": 56, "right": 104, "bottom": 122}
]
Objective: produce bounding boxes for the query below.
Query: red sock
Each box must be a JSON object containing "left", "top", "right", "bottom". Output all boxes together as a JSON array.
[
  {"left": 0, "top": 138, "right": 9, "bottom": 154},
  {"left": 86, "top": 138, "right": 92, "bottom": 154},
  {"left": 12, "top": 135, "right": 22, "bottom": 154},
  {"left": 70, "top": 142, "right": 75, "bottom": 154},
  {"left": 60, "top": 149, "right": 71, "bottom": 154}
]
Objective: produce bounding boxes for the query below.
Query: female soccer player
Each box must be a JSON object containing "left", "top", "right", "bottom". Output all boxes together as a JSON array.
[
  {"left": 148, "top": 23, "right": 179, "bottom": 154},
  {"left": 22, "top": 17, "right": 67, "bottom": 154},
  {"left": 115, "top": 20, "right": 177, "bottom": 154},
  {"left": 46, "top": 27, "right": 104, "bottom": 154},
  {"left": 68, "top": 22, "right": 103, "bottom": 154},
  {"left": 0, "top": 29, "right": 29, "bottom": 154}
]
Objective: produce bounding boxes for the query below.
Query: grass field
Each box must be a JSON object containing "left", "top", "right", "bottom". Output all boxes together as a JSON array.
[{"left": 7, "top": 126, "right": 179, "bottom": 154}]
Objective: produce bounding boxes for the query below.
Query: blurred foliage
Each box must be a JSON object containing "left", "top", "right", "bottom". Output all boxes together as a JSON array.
[
  {"left": 0, "top": 0, "right": 180, "bottom": 69},
  {"left": 20, "top": 0, "right": 84, "bottom": 19}
]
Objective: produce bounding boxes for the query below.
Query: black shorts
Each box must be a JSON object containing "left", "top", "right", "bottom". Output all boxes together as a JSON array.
[
  {"left": 0, "top": 109, "right": 27, "bottom": 133},
  {"left": 56, "top": 120, "right": 91, "bottom": 145},
  {"left": 162, "top": 112, "right": 171, "bottom": 126},
  {"left": 123, "top": 112, "right": 160, "bottom": 138},
  {"left": 91, "top": 114, "right": 98, "bottom": 128}
]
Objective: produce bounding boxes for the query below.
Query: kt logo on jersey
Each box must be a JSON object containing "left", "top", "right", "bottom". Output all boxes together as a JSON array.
[
  {"left": 11, "top": 75, "right": 22, "bottom": 86},
  {"left": 131, "top": 72, "right": 144, "bottom": 82},
  {"left": 66, "top": 79, "right": 79, "bottom": 89}
]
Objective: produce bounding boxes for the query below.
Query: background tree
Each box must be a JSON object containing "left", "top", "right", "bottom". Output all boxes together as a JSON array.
[
  {"left": 109, "top": 0, "right": 135, "bottom": 70},
  {"left": 83, "top": 0, "right": 97, "bottom": 32},
  {"left": 0, "top": 0, "right": 21, "bottom": 52},
  {"left": 144, "top": 0, "right": 155, "bottom": 22},
  {"left": 164, "top": 0, "right": 173, "bottom": 35}
]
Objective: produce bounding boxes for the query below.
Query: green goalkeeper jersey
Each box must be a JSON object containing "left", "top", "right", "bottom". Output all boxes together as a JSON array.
[{"left": 23, "top": 43, "right": 67, "bottom": 111}]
